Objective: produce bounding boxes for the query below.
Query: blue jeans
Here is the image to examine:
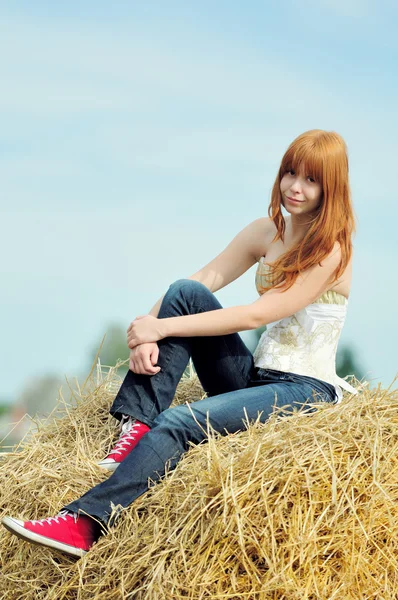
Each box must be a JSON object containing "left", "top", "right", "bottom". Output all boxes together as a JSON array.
[{"left": 65, "top": 279, "right": 336, "bottom": 524}]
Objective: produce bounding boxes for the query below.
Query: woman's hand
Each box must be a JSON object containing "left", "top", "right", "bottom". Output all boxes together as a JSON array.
[
  {"left": 129, "top": 342, "right": 161, "bottom": 375},
  {"left": 127, "top": 315, "right": 166, "bottom": 349}
]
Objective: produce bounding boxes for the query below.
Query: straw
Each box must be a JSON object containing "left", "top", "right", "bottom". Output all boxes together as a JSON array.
[{"left": 1, "top": 361, "right": 397, "bottom": 599}]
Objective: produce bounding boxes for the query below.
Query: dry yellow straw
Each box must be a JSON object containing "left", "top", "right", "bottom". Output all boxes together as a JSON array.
[{"left": 1, "top": 361, "right": 397, "bottom": 599}]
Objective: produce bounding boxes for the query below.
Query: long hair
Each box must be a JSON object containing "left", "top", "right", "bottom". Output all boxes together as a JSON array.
[{"left": 265, "top": 129, "right": 356, "bottom": 292}]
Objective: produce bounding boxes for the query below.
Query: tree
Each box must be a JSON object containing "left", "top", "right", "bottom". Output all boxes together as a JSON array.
[
  {"left": 90, "top": 324, "right": 130, "bottom": 375},
  {"left": 336, "top": 345, "right": 364, "bottom": 382}
]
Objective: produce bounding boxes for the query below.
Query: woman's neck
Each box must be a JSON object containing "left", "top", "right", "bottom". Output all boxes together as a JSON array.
[{"left": 285, "top": 215, "right": 311, "bottom": 244}]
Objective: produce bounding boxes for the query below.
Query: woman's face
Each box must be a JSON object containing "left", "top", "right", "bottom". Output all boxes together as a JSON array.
[{"left": 280, "top": 168, "right": 323, "bottom": 216}]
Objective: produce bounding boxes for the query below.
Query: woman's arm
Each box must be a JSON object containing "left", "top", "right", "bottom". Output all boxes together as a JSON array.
[
  {"left": 158, "top": 244, "right": 343, "bottom": 338},
  {"left": 161, "top": 304, "right": 258, "bottom": 337},
  {"left": 140, "top": 218, "right": 268, "bottom": 323},
  {"left": 128, "top": 244, "right": 343, "bottom": 348},
  {"left": 183, "top": 218, "right": 268, "bottom": 293}
]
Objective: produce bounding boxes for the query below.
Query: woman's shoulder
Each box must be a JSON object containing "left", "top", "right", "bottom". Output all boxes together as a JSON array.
[{"left": 251, "top": 217, "right": 278, "bottom": 262}]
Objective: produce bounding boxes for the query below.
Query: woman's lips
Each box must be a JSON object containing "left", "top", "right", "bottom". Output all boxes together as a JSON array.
[{"left": 286, "top": 196, "right": 304, "bottom": 204}]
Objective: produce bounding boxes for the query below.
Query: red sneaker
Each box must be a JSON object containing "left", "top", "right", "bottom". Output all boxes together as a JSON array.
[
  {"left": 98, "top": 415, "right": 150, "bottom": 471},
  {"left": 2, "top": 510, "right": 98, "bottom": 558}
]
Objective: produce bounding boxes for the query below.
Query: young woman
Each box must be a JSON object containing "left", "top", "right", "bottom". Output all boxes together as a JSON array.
[{"left": 2, "top": 129, "right": 358, "bottom": 558}]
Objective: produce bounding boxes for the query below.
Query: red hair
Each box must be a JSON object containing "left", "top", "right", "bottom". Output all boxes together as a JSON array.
[{"left": 266, "top": 129, "right": 356, "bottom": 292}]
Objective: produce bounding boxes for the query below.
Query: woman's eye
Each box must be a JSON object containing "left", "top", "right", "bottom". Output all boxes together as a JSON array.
[
  {"left": 307, "top": 176, "right": 316, "bottom": 183},
  {"left": 287, "top": 169, "right": 295, "bottom": 176}
]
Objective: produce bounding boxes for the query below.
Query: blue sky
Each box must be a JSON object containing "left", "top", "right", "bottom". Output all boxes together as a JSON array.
[{"left": 1, "top": 1, "right": 397, "bottom": 402}]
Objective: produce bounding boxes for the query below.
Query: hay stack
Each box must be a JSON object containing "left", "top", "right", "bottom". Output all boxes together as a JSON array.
[{"left": 1, "top": 362, "right": 398, "bottom": 599}]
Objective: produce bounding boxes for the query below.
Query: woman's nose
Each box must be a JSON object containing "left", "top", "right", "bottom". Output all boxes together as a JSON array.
[{"left": 290, "top": 179, "right": 302, "bottom": 193}]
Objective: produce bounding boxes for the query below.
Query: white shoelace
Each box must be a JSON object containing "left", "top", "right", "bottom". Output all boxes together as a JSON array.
[
  {"left": 30, "top": 510, "right": 77, "bottom": 526},
  {"left": 110, "top": 416, "right": 140, "bottom": 456}
]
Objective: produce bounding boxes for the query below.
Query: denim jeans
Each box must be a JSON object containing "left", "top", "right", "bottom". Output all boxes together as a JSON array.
[{"left": 64, "top": 279, "right": 336, "bottom": 524}]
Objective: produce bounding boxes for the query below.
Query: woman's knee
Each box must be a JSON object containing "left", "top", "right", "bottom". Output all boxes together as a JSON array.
[
  {"left": 166, "top": 279, "right": 221, "bottom": 313},
  {"left": 169, "top": 278, "right": 209, "bottom": 296}
]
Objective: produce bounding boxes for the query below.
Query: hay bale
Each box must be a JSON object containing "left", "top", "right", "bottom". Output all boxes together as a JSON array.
[{"left": 1, "top": 363, "right": 398, "bottom": 599}]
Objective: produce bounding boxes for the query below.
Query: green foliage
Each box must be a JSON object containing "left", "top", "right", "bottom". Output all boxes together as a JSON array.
[
  {"left": 336, "top": 345, "right": 364, "bottom": 381},
  {"left": 0, "top": 404, "right": 9, "bottom": 417},
  {"left": 91, "top": 324, "right": 130, "bottom": 373}
]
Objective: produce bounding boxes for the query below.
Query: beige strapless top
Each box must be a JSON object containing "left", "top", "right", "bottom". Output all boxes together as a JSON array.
[{"left": 253, "top": 257, "right": 357, "bottom": 403}]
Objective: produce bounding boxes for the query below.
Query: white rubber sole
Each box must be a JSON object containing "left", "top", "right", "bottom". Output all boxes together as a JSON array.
[
  {"left": 97, "top": 460, "right": 120, "bottom": 472},
  {"left": 2, "top": 516, "right": 87, "bottom": 558}
]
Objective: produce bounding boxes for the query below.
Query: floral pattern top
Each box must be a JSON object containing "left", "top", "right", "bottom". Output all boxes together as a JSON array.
[{"left": 253, "top": 258, "right": 358, "bottom": 403}]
